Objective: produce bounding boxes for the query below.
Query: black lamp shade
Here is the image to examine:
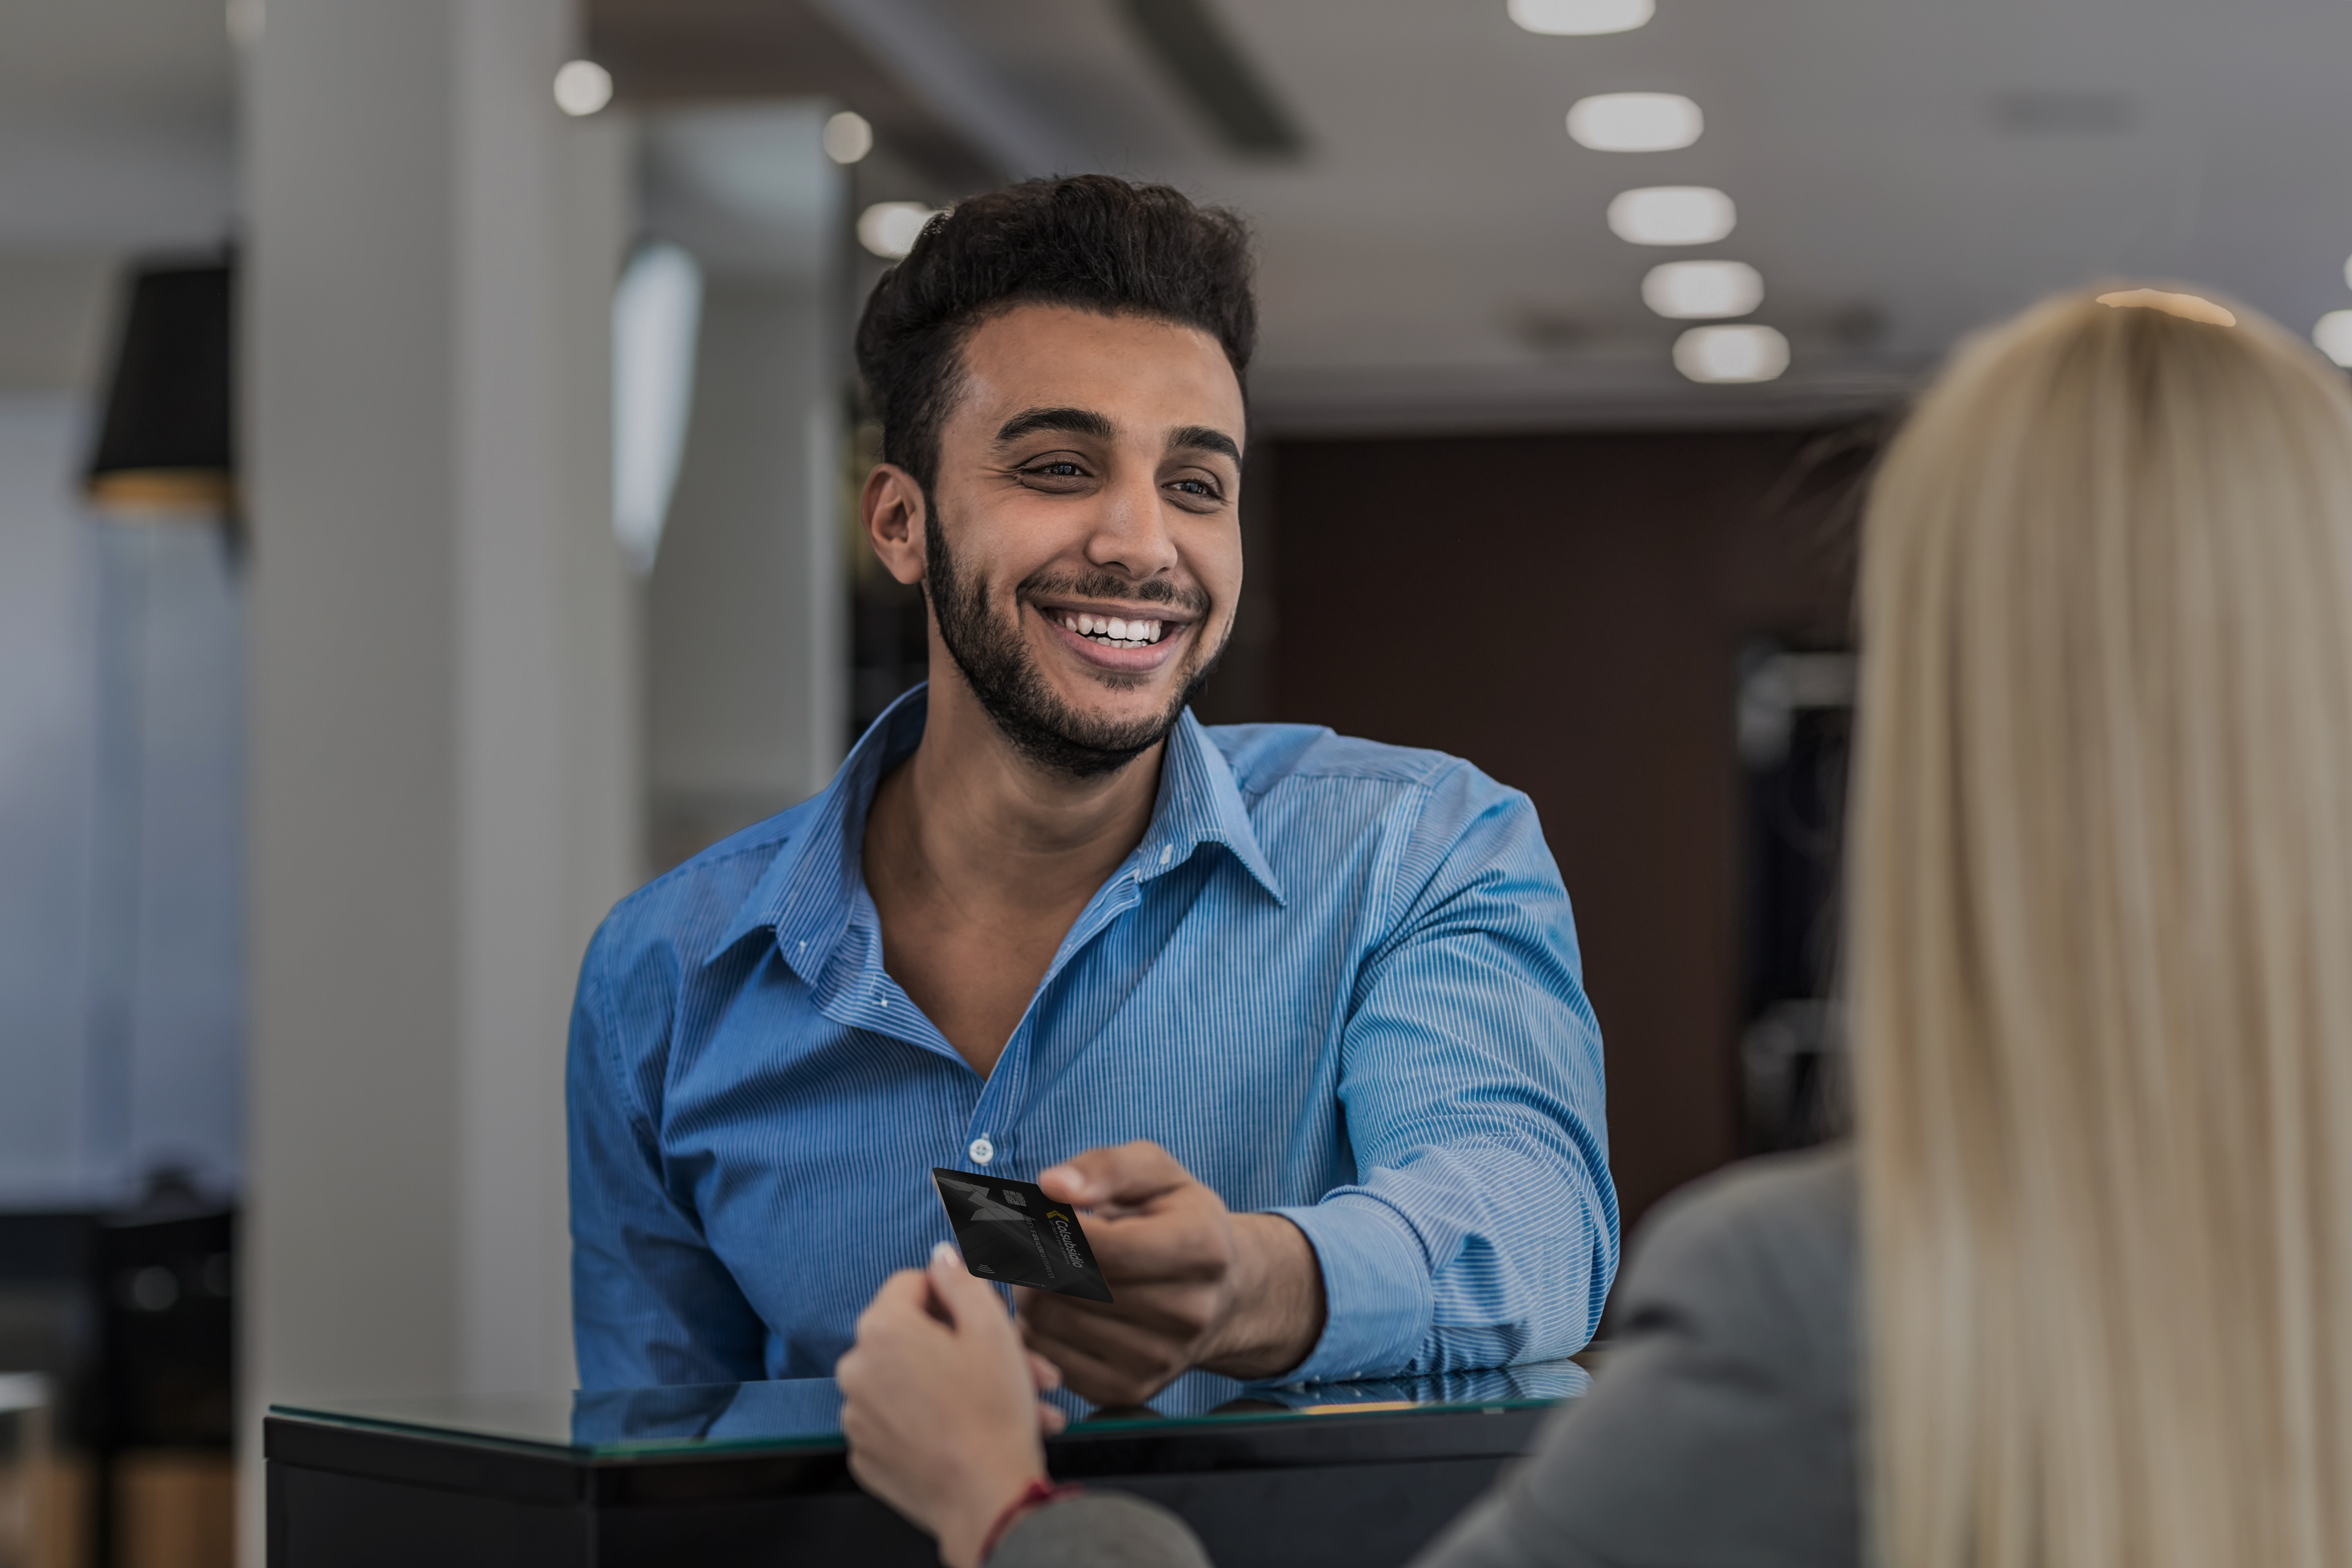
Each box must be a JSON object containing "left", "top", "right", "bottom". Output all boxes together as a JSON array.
[{"left": 87, "top": 261, "right": 236, "bottom": 515}]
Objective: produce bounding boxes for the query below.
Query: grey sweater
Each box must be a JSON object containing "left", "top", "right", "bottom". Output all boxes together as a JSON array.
[{"left": 995, "top": 1148, "right": 1861, "bottom": 1568}]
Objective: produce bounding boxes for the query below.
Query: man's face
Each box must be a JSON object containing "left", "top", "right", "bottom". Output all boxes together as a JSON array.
[{"left": 895, "top": 304, "right": 1246, "bottom": 777}]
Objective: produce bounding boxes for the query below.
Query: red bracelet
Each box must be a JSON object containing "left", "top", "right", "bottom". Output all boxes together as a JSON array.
[{"left": 978, "top": 1477, "right": 1085, "bottom": 1564}]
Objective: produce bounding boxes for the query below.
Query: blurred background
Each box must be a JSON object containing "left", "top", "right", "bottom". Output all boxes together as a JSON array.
[{"left": 3, "top": 0, "right": 2349, "bottom": 1560}]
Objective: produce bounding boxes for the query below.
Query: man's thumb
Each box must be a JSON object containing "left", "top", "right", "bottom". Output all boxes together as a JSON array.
[{"left": 1040, "top": 1140, "right": 1186, "bottom": 1208}]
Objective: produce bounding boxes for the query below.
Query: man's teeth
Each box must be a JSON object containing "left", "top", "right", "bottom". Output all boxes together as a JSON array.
[{"left": 1059, "top": 612, "right": 1165, "bottom": 647}]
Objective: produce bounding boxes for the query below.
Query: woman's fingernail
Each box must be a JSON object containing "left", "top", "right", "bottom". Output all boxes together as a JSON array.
[{"left": 932, "top": 1240, "right": 959, "bottom": 1266}]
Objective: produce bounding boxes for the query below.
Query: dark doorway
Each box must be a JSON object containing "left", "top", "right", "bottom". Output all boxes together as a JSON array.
[{"left": 1237, "top": 427, "right": 1861, "bottom": 1230}]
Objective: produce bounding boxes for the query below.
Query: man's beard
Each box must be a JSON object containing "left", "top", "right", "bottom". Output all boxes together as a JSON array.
[{"left": 923, "top": 502, "right": 1224, "bottom": 780}]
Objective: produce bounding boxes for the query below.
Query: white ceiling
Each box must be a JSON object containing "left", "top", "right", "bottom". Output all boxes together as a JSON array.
[
  {"left": 0, "top": 0, "right": 235, "bottom": 254},
  {"left": 860, "top": 0, "right": 2352, "bottom": 430},
  {"left": 8, "top": 0, "right": 2352, "bottom": 429}
]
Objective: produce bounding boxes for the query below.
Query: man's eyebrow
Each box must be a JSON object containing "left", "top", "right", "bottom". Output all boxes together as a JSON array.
[
  {"left": 1167, "top": 425, "right": 1242, "bottom": 462},
  {"left": 995, "top": 407, "right": 1115, "bottom": 445}
]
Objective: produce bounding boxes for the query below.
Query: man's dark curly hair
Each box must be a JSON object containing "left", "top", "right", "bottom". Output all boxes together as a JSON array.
[{"left": 854, "top": 175, "right": 1257, "bottom": 492}]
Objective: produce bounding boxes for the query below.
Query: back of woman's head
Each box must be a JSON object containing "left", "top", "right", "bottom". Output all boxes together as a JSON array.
[{"left": 1853, "top": 288, "right": 2352, "bottom": 1568}]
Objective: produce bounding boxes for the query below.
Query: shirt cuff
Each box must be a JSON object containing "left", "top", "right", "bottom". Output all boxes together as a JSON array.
[{"left": 1267, "top": 1194, "right": 1433, "bottom": 1384}]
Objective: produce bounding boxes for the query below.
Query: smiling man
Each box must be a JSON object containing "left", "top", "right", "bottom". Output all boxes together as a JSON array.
[{"left": 568, "top": 176, "right": 1617, "bottom": 1403}]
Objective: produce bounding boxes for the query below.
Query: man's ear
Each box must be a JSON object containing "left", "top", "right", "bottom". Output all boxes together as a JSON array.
[{"left": 861, "top": 462, "right": 929, "bottom": 589}]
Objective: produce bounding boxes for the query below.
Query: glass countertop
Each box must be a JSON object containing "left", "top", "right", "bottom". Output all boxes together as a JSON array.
[{"left": 272, "top": 1358, "right": 1590, "bottom": 1460}]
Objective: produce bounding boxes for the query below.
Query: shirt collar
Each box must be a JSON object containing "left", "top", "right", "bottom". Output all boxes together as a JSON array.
[
  {"left": 710, "top": 684, "right": 1286, "bottom": 976},
  {"left": 1145, "top": 706, "right": 1286, "bottom": 905},
  {"left": 710, "top": 684, "right": 928, "bottom": 971}
]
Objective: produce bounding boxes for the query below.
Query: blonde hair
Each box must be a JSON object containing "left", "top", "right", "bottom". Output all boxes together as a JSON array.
[{"left": 1853, "top": 288, "right": 2352, "bottom": 1568}]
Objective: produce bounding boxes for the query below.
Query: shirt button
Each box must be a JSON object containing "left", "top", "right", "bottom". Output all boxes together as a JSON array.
[
  {"left": 968, "top": 1137, "right": 995, "bottom": 1166},
  {"left": 1160, "top": 845, "right": 1174, "bottom": 865}
]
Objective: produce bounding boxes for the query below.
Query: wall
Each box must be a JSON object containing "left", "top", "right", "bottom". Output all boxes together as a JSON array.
[
  {"left": 1265, "top": 429, "right": 1857, "bottom": 1230},
  {"left": 639, "top": 103, "right": 848, "bottom": 869},
  {"left": 0, "top": 304, "right": 245, "bottom": 1209},
  {"left": 645, "top": 275, "right": 844, "bottom": 864},
  {"left": 0, "top": 396, "right": 104, "bottom": 1203}
]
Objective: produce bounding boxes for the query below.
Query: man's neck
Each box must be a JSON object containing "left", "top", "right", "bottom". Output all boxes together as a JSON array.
[{"left": 867, "top": 671, "right": 1165, "bottom": 924}]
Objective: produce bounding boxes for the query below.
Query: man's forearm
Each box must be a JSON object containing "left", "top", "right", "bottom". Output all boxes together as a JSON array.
[{"left": 1199, "top": 1213, "right": 1327, "bottom": 1380}]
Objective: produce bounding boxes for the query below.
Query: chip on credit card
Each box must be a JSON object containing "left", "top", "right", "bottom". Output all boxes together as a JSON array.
[{"left": 931, "top": 1168, "right": 1114, "bottom": 1303}]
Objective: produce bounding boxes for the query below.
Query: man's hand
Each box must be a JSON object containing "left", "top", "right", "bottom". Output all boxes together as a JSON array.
[
  {"left": 1017, "top": 1141, "right": 1327, "bottom": 1406},
  {"left": 837, "top": 1243, "right": 1069, "bottom": 1568}
]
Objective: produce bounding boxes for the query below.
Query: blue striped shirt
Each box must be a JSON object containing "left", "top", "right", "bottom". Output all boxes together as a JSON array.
[{"left": 568, "top": 687, "right": 1618, "bottom": 1389}]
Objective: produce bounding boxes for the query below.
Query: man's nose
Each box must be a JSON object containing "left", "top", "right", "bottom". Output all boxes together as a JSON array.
[{"left": 1084, "top": 469, "right": 1181, "bottom": 579}]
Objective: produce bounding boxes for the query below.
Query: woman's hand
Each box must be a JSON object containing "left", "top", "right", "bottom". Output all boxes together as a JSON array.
[{"left": 838, "top": 1242, "right": 1070, "bottom": 1568}]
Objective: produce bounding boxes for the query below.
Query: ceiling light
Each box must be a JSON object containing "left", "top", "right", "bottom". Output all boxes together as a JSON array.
[
  {"left": 1568, "top": 94, "right": 1702, "bottom": 152},
  {"left": 823, "top": 111, "right": 874, "bottom": 165},
  {"left": 1608, "top": 186, "right": 1735, "bottom": 245},
  {"left": 1674, "top": 324, "right": 1788, "bottom": 383},
  {"left": 2343, "top": 255, "right": 2352, "bottom": 292},
  {"left": 858, "top": 202, "right": 941, "bottom": 260},
  {"left": 1643, "top": 260, "right": 1763, "bottom": 319},
  {"left": 1509, "top": 0, "right": 1654, "bottom": 34},
  {"left": 553, "top": 60, "right": 613, "bottom": 118},
  {"left": 2315, "top": 312, "right": 2352, "bottom": 368}
]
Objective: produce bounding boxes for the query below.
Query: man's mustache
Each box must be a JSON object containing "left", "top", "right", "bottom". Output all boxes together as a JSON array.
[{"left": 1015, "top": 572, "right": 1211, "bottom": 616}]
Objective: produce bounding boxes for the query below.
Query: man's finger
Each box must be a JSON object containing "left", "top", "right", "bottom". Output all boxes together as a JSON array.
[
  {"left": 1038, "top": 1140, "right": 1192, "bottom": 1210},
  {"left": 1017, "top": 1280, "right": 1220, "bottom": 1345},
  {"left": 1076, "top": 1206, "right": 1230, "bottom": 1282},
  {"left": 1022, "top": 1296, "right": 1196, "bottom": 1374},
  {"left": 1021, "top": 1323, "right": 1184, "bottom": 1407}
]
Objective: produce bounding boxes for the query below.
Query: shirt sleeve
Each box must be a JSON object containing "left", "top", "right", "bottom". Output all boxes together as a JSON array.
[
  {"left": 1271, "top": 766, "right": 1619, "bottom": 1381},
  {"left": 567, "top": 932, "right": 770, "bottom": 1388}
]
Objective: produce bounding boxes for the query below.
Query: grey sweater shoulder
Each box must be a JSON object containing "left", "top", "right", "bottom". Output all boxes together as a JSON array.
[
  {"left": 1418, "top": 1144, "right": 1860, "bottom": 1568},
  {"left": 995, "top": 1147, "right": 1861, "bottom": 1568},
  {"left": 992, "top": 1492, "right": 1215, "bottom": 1568}
]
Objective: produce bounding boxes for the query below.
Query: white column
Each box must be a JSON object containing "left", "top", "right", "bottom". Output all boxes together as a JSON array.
[
  {"left": 241, "top": 0, "right": 635, "bottom": 1550},
  {"left": 449, "top": 0, "right": 638, "bottom": 1402}
]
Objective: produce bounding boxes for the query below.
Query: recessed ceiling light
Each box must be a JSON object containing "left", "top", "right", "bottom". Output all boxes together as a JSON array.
[
  {"left": 2314, "top": 311, "right": 2352, "bottom": 368},
  {"left": 1674, "top": 324, "right": 1788, "bottom": 383},
  {"left": 1643, "top": 260, "right": 1763, "bottom": 319},
  {"left": 859, "top": 202, "right": 941, "bottom": 260},
  {"left": 1608, "top": 186, "right": 1736, "bottom": 245},
  {"left": 1509, "top": 0, "right": 1654, "bottom": 33},
  {"left": 1568, "top": 94, "right": 1702, "bottom": 152},
  {"left": 2341, "top": 254, "right": 2352, "bottom": 292},
  {"left": 553, "top": 60, "right": 613, "bottom": 118},
  {"left": 823, "top": 111, "right": 874, "bottom": 165}
]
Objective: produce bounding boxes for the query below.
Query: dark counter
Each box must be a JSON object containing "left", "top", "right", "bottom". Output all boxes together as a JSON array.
[{"left": 267, "top": 1360, "right": 1586, "bottom": 1568}]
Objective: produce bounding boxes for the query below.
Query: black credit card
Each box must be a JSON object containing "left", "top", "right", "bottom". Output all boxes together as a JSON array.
[{"left": 931, "top": 1169, "right": 1114, "bottom": 1303}]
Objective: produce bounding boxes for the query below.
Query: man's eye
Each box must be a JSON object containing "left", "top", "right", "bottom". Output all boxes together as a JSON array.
[
  {"left": 1025, "top": 461, "right": 1086, "bottom": 479},
  {"left": 1169, "top": 479, "right": 1219, "bottom": 498}
]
